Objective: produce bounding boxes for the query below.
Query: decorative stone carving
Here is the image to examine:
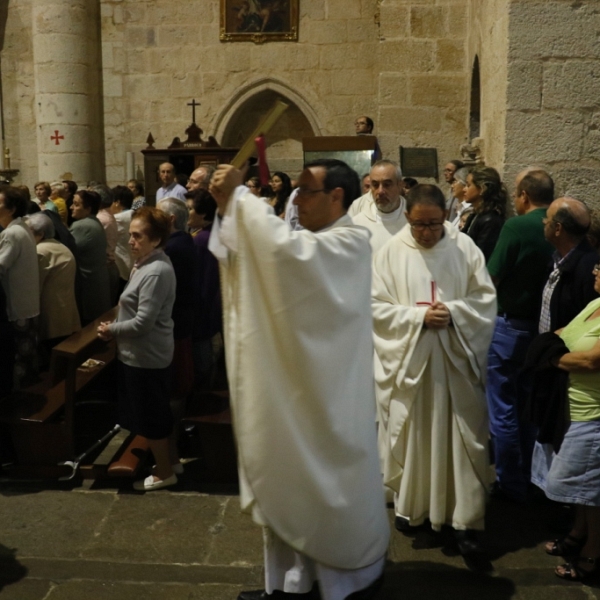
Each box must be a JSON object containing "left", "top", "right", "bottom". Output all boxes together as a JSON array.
[{"left": 460, "top": 137, "right": 485, "bottom": 166}]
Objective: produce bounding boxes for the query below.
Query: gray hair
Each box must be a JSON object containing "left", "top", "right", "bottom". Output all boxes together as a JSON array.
[
  {"left": 198, "top": 163, "right": 216, "bottom": 185},
  {"left": 26, "top": 212, "right": 55, "bottom": 240},
  {"left": 371, "top": 159, "right": 403, "bottom": 181},
  {"left": 90, "top": 184, "right": 114, "bottom": 209},
  {"left": 453, "top": 167, "right": 470, "bottom": 186},
  {"left": 157, "top": 197, "right": 188, "bottom": 232},
  {"left": 50, "top": 181, "right": 67, "bottom": 197}
]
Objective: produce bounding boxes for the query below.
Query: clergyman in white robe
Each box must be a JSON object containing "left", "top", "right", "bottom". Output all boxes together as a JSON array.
[
  {"left": 372, "top": 221, "right": 497, "bottom": 532},
  {"left": 209, "top": 181, "right": 389, "bottom": 599},
  {"left": 352, "top": 196, "right": 407, "bottom": 254}
]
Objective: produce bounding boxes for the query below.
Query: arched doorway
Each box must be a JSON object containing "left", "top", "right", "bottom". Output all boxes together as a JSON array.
[{"left": 217, "top": 81, "right": 320, "bottom": 178}]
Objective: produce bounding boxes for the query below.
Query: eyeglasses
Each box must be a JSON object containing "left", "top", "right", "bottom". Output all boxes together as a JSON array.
[
  {"left": 296, "top": 188, "right": 328, "bottom": 197},
  {"left": 409, "top": 221, "right": 445, "bottom": 232}
]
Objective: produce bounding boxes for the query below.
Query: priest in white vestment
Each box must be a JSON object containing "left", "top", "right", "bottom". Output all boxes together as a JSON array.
[
  {"left": 351, "top": 160, "right": 407, "bottom": 254},
  {"left": 209, "top": 159, "right": 389, "bottom": 600},
  {"left": 371, "top": 184, "right": 496, "bottom": 555}
]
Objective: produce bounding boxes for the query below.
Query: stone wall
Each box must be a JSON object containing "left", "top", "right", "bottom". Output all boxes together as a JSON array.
[
  {"left": 2, "top": 0, "right": 37, "bottom": 186},
  {"left": 1, "top": 0, "right": 474, "bottom": 187},
  {"left": 468, "top": 0, "right": 509, "bottom": 173},
  {"left": 505, "top": 0, "right": 600, "bottom": 205},
  {"left": 85, "top": 0, "right": 474, "bottom": 186},
  {"left": 377, "top": 0, "right": 470, "bottom": 179},
  {"left": 5, "top": 0, "right": 599, "bottom": 201}
]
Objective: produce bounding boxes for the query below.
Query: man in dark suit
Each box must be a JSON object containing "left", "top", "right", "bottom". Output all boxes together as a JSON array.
[{"left": 539, "top": 196, "right": 598, "bottom": 334}]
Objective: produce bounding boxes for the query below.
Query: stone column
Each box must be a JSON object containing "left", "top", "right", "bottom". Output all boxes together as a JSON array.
[{"left": 32, "top": 0, "right": 105, "bottom": 184}]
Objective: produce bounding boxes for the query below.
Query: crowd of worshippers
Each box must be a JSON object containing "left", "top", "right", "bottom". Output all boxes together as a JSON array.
[
  {"left": 2, "top": 148, "right": 600, "bottom": 584},
  {"left": 0, "top": 164, "right": 222, "bottom": 399},
  {"left": 206, "top": 155, "right": 600, "bottom": 600}
]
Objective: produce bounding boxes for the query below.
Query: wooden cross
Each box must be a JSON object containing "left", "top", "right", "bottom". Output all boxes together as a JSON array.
[
  {"left": 416, "top": 281, "right": 437, "bottom": 307},
  {"left": 187, "top": 99, "right": 200, "bottom": 124},
  {"left": 51, "top": 130, "right": 64, "bottom": 146}
]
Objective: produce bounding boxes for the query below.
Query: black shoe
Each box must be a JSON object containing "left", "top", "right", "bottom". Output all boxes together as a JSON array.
[
  {"left": 454, "top": 530, "right": 482, "bottom": 556},
  {"left": 454, "top": 530, "right": 493, "bottom": 573},
  {"left": 345, "top": 575, "right": 384, "bottom": 599},
  {"left": 237, "top": 591, "right": 271, "bottom": 600},
  {"left": 394, "top": 516, "right": 425, "bottom": 533},
  {"left": 237, "top": 590, "right": 315, "bottom": 600}
]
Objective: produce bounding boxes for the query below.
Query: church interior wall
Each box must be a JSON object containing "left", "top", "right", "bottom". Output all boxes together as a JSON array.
[
  {"left": 376, "top": 0, "right": 471, "bottom": 179},
  {"left": 467, "top": 0, "right": 509, "bottom": 175},
  {"left": 2, "top": 0, "right": 37, "bottom": 187},
  {"left": 4, "top": 0, "right": 598, "bottom": 206},
  {"left": 504, "top": 0, "right": 600, "bottom": 207},
  {"left": 2, "top": 0, "right": 475, "bottom": 188}
]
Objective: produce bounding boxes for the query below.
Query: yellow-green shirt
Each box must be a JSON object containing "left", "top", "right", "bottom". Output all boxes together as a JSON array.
[{"left": 560, "top": 297, "right": 600, "bottom": 421}]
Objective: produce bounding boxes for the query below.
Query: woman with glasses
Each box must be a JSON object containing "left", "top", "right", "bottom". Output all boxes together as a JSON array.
[
  {"left": 245, "top": 176, "right": 269, "bottom": 202},
  {"left": 449, "top": 167, "right": 473, "bottom": 230},
  {"left": 542, "top": 262, "right": 600, "bottom": 581},
  {"left": 462, "top": 166, "right": 508, "bottom": 261}
]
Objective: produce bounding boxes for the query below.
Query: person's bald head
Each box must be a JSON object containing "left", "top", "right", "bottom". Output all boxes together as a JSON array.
[
  {"left": 544, "top": 197, "right": 591, "bottom": 250},
  {"left": 159, "top": 163, "right": 176, "bottom": 186},
  {"left": 187, "top": 164, "right": 216, "bottom": 192}
]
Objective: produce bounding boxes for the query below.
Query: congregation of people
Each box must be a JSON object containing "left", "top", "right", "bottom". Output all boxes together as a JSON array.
[
  {"left": 0, "top": 163, "right": 223, "bottom": 491},
  {"left": 2, "top": 113, "right": 600, "bottom": 598}
]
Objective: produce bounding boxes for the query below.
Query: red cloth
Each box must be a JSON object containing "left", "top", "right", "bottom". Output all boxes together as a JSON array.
[{"left": 255, "top": 135, "right": 270, "bottom": 186}]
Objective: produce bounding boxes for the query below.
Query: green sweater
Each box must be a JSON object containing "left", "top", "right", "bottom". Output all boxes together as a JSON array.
[{"left": 487, "top": 207, "right": 553, "bottom": 320}]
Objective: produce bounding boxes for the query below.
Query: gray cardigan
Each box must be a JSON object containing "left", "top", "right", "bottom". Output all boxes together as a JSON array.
[
  {"left": 0, "top": 217, "right": 40, "bottom": 321},
  {"left": 109, "top": 251, "right": 176, "bottom": 369}
]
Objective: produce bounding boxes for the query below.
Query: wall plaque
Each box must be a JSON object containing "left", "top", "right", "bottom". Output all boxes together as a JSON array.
[{"left": 399, "top": 147, "right": 439, "bottom": 179}]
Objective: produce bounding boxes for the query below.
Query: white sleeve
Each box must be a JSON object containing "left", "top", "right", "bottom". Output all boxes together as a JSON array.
[{"left": 208, "top": 185, "right": 248, "bottom": 262}]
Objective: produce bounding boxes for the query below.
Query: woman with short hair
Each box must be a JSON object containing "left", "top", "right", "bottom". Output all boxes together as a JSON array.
[
  {"left": 70, "top": 190, "right": 111, "bottom": 325},
  {"left": 127, "top": 179, "right": 146, "bottom": 212},
  {"left": 34, "top": 181, "right": 58, "bottom": 213},
  {"left": 97, "top": 207, "right": 178, "bottom": 491},
  {"left": 26, "top": 212, "right": 81, "bottom": 364},
  {"left": 49, "top": 181, "right": 69, "bottom": 225}
]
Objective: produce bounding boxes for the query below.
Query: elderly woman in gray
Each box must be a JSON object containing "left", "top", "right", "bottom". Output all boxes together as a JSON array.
[
  {"left": 0, "top": 186, "right": 40, "bottom": 390},
  {"left": 97, "top": 207, "right": 178, "bottom": 491}
]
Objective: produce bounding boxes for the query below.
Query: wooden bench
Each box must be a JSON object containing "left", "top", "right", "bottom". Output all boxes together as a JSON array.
[{"left": 0, "top": 308, "right": 126, "bottom": 478}]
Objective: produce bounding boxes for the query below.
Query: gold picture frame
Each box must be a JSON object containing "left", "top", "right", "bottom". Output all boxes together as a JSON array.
[{"left": 220, "top": 0, "right": 299, "bottom": 44}]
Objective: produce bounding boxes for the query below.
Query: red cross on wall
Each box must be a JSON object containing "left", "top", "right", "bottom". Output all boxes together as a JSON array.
[{"left": 51, "top": 130, "right": 64, "bottom": 145}]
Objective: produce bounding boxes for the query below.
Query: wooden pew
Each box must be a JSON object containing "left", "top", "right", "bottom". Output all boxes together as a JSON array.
[{"left": 0, "top": 308, "right": 128, "bottom": 479}]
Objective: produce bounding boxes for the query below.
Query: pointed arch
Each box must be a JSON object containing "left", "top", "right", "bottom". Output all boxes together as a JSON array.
[{"left": 214, "top": 78, "right": 323, "bottom": 143}]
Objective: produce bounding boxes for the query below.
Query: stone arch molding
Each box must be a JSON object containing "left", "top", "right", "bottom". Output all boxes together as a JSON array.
[{"left": 214, "top": 78, "right": 324, "bottom": 143}]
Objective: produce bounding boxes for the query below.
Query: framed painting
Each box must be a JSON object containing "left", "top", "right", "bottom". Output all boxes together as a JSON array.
[{"left": 220, "top": 0, "right": 299, "bottom": 44}]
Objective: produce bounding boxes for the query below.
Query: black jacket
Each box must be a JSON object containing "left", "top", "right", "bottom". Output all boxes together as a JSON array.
[
  {"left": 548, "top": 239, "right": 599, "bottom": 330},
  {"left": 464, "top": 211, "right": 505, "bottom": 262},
  {"left": 522, "top": 332, "right": 570, "bottom": 452}
]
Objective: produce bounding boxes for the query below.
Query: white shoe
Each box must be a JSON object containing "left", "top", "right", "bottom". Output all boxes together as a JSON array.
[{"left": 133, "top": 473, "right": 178, "bottom": 491}]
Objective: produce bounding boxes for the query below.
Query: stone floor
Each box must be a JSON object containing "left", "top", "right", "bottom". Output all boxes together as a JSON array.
[{"left": 1, "top": 463, "right": 599, "bottom": 600}]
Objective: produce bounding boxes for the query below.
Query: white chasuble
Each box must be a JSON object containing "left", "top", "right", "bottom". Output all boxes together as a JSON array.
[
  {"left": 210, "top": 187, "right": 389, "bottom": 570},
  {"left": 372, "top": 223, "right": 497, "bottom": 531}
]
